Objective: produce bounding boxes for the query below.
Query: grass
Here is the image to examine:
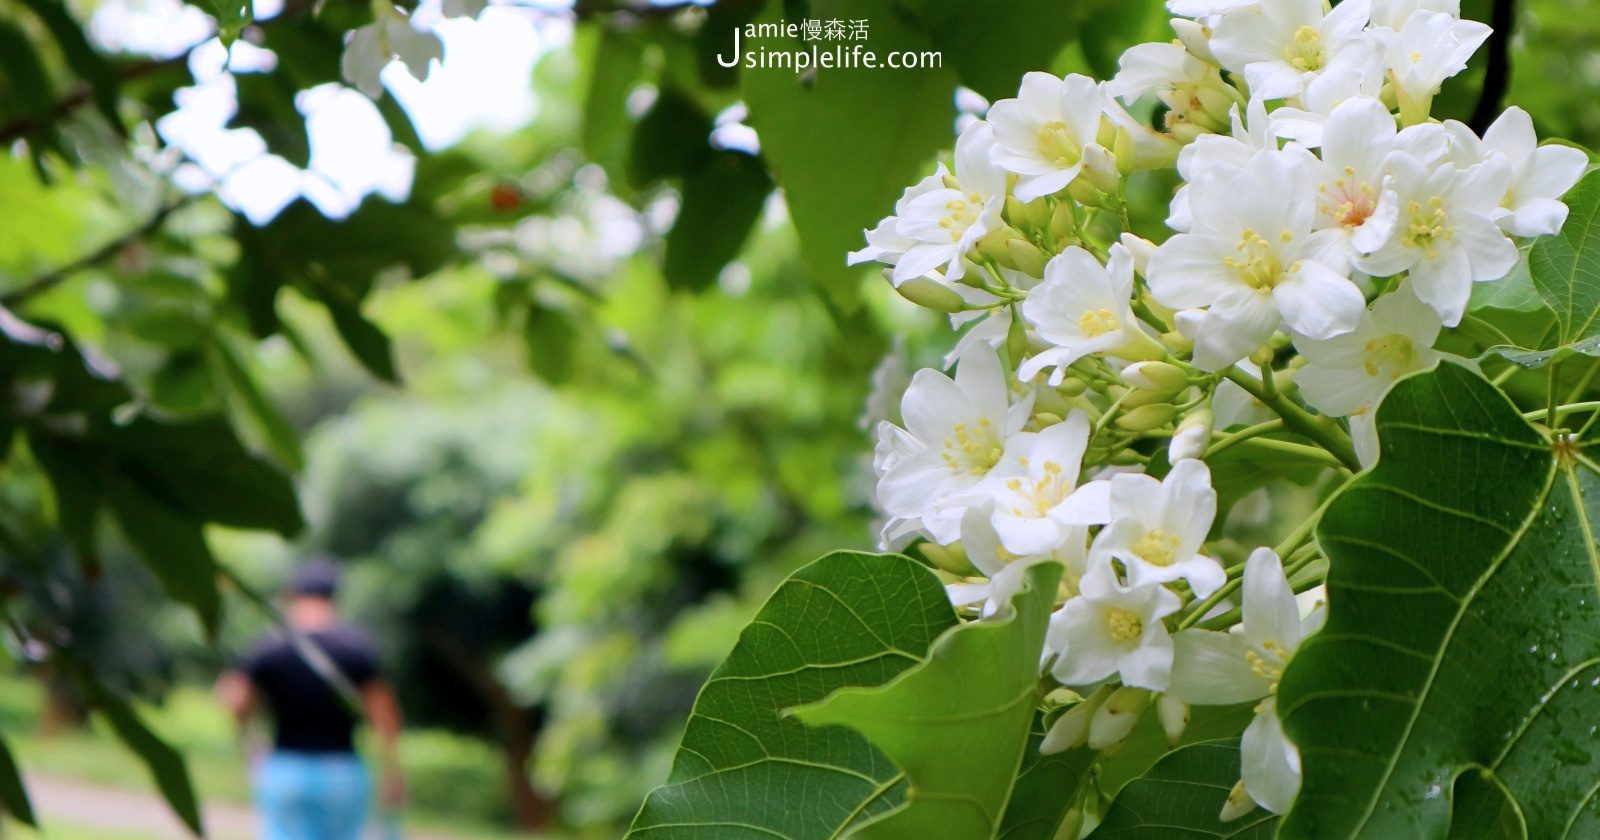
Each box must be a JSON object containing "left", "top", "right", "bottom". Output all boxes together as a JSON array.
[{"left": 0, "top": 676, "right": 562, "bottom": 840}]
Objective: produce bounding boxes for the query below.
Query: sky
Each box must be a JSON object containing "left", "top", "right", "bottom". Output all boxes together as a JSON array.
[{"left": 88, "top": 0, "right": 561, "bottom": 224}]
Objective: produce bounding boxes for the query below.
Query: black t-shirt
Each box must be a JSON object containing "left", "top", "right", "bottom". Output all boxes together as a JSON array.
[{"left": 239, "top": 624, "right": 380, "bottom": 754}]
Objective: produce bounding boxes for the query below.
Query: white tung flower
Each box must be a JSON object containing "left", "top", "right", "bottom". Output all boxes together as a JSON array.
[
  {"left": 850, "top": 121, "right": 1006, "bottom": 285},
  {"left": 1168, "top": 98, "right": 1278, "bottom": 233},
  {"left": 1476, "top": 107, "right": 1589, "bottom": 238},
  {"left": 978, "top": 412, "right": 1112, "bottom": 556},
  {"left": 341, "top": 12, "right": 443, "bottom": 100},
  {"left": 1091, "top": 459, "right": 1225, "bottom": 598},
  {"left": 1308, "top": 96, "right": 1402, "bottom": 259},
  {"left": 1355, "top": 151, "right": 1516, "bottom": 327},
  {"left": 876, "top": 347, "right": 1033, "bottom": 545},
  {"left": 987, "top": 72, "right": 1114, "bottom": 202},
  {"left": 1168, "top": 548, "right": 1326, "bottom": 816},
  {"left": 1149, "top": 150, "right": 1364, "bottom": 370},
  {"left": 1292, "top": 286, "right": 1446, "bottom": 465},
  {"left": 1019, "top": 244, "right": 1158, "bottom": 385},
  {"left": 1210, "top": 0, "right": 1373, "bottom": 102},
  {"left": 1368, "top": 0, "right": 1461, "bottom": 29},
  {"left": 945, "top": 503, "right": 1067, "bottom": 619},
  {"left": 1048, "top": 557, "right": 1183, "bottom": 690},
  {"left": 1366, "top": 10, "right": 1489, "bottom": 120}
]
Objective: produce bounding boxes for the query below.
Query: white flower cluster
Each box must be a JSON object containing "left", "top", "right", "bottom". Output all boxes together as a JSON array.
[{"left": 857, "top": 0, "right": 1587, "bottom": 820}]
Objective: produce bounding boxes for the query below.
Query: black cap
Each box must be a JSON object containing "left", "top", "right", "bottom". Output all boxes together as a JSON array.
[{"left": 288, "top": 556, "right": 342, "bottom": 599}]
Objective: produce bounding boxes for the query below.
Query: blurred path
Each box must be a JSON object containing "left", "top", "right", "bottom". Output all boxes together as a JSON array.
[{"left": 29, "top": 775, "right": 464, "bottom": 840}]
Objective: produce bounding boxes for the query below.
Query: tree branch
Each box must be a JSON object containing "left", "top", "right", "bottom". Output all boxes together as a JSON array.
[
  {"left": 1, "top": 197, "right": 194, "bottom": 307},
  {"left": 0, "top": 56, "right": 186, "bottom": 146},
  {"left": 1469, "top": 0, "right": 1516, "bottom": 134}
]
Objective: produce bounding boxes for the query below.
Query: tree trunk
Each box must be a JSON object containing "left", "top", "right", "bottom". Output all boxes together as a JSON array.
[{"left": 424, "top": 628, "right": 555, "bottom": 832}]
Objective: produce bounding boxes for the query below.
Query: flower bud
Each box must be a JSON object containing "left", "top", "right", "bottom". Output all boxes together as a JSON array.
[
  {"left": 1088, "top": 686, "right": 1150, "bottom": 749},
  {"left": 1114, "top": 125, "right": 1139, "bottom": 176},
  {"left": 976, "top": 225, "right": 1025, "bottom": 269},
  {"left": 1119, "top": 233, "right": 1157, "bottom": 278},
  {"left": 1041, "top": 686, "right": 1112, "bottom": 754},
  {"left": 1006, "top": 239, "right": 1049, "bottom": 278},
  {"left": 1057, "top": 377, "right": 1088, "bottom": 398},
  {"left": 1082, "top": 147, "right": 1122, "bottom": 194},
  {"left": 1007, "top": 312, "right": 1029, "bottom": 368},
  {"left": 1220, "top": 779, "right": 1256, "bottom": 822},
  {"left": 1170, "top": 120, "right": 1212, "bottom": 145},
  {"left": 1169, "top": 408, "right": 1213, "bottom": 462},
  {"left": 1033, "top": 412, "right": 1064, "bottom": 428},
  {"left": 1067, "top": 177, "right": 1104, "bottom": 209},
  {"left": 1049, "top": 199, "right": 1078, "bottom": 245},
  {"left": 1248, "top": 345, "right": 1276, "bottom": 367},
  {"left": 1121, "top": 387, "right": 1175, "bottom": 409},
  {"left": 1160, "top": 330, "right": 1194, "bottom": 354},
  {"left": 1171, "top": 19, "right": 1217, "bottom": 63},
  {"left": 893, "top": 276, "right": 967, "bottom": 313},
  {"left": 1122, "top": 361, "right": 1189, "bottom": 393},
  {"left": 1003, "top": 196, "right": 1031, "bottom": 232},
  {"left": 1115, "top": 403, "right": 1178, "bottom": 432},
  {"left": 919, "top": 542, "right": 980, "bottom": 576},
  {"left": 1157, "top": 694, "right": 1191, "bottom": 746}
]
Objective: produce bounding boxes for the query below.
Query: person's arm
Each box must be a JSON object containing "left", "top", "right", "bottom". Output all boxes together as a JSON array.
[
  {"left": 363, "top": 680, "right": 405, "bottom": 809},
  {"left": 215, "top": 669, "right": 260, "bottom": 759}
]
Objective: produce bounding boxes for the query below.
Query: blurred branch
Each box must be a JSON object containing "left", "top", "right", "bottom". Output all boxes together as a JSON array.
[
  {"left": 0, "top": 56, "right": 186, "bottom": 146},
  {"left": 1470, "top": 0, "right": 1516, "bottom": 134},
  {"left": 0, "top": 196, "right": 195, "bottom": 307}
]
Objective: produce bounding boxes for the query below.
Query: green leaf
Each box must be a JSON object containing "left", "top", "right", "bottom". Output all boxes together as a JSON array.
[
  {"left": 208, "top": 335, "right": 305, "bottom": 471},
  {"left": 322, "top": 294, "right": 399, "bottom": 383},
  {"left": 582, "top": 26, "right": 647, "bottom": 164},
  {"left": 625, "top": 551, "right": 959, "bottom": 840},
  {"left": 199, "top": 0, "right": 253, "bottom": 46},
  {"left": 101, "top": 473, "right": 223, "bottom": 635},
  {"left": 742, "top": 0, "right": 957, "bottom": 311},
  {"left": 0, "top": 729, "right": 36, "bottom": 827},
  {"left": 1277, "top": 361, "right": 1600, "bottom": 839},
  {"left": 996, "top": 714, "right": 1098, "bottom": 840},
  {"left": 524, "top": 303, "right": 577, "bottom": 385},
  {"left": 1528, "top": 173, "right": 1600, "bottom": 347},
  {"left": 628, "top": 88, "right": 715, "bottom": 189},
  {"left": 14, "top": 0, "right": 121, "bottom": 132},
  {"left": 1479, "top": 170, "right": 1600, "bottom": 368},
  {"left": 794, "top": 563, "right": 1060, "bottom": 838},
  {"left": 665, "top": 150, "right": 774, "bottom": 292},
  {"left": 1447, "top": 770, "right": 1527, "bottom": 840},
  {"left": 1087, "top": 739, "right": 1279, "bottom": 839},
  {"left": 1469, "top": 246, "right": 1546, "bottom": 314},
  {"left": 899, "top": 0, "right": 1082, "bottom": 101},
  {"left": 80, "top": 676, "right": 203, "bottom": 836}
]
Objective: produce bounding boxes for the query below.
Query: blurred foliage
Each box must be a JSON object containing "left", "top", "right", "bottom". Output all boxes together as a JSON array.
[{"left": 0, "top": 0, "right": 1595, "bottom": 834}]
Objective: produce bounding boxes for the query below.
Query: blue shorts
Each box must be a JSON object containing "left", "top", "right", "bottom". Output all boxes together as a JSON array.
[{"left": 255, "top": 751, "right": 371, "bottom": 840}]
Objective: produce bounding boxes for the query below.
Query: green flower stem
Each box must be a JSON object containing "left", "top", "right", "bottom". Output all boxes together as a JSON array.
[
  {"left": 1202, "top": 419, "right": 1285, "bottom": 459},
  {"left": 1523, "top": 400, "right": 1600, "bottom": 422},
  {"left": 1222, "top": 366, "right": 1362, "bottom": 472},
  {"left": 1178, "top": 473, "right": 1350, "bottom": 632}
]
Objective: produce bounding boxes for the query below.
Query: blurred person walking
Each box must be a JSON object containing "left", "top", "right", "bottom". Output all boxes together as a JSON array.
[{"left": 217, "top": 557, "right": 405, "bottom": 840}]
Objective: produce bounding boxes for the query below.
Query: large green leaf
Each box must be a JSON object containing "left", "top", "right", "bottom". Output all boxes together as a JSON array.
[
  {"left": 794, "top": 563, "right": 1060, "bottom": 839},
  {"left": 1480, "top": 170, "right": 1600, "bottom": 368},
  {"left": 742, "top": 0, "right": 957, "bottom": 311},
  {"left": 625, "top": 551, "right": 960, "bottom": 839},
  {"left": 898, "top": 0, "right": 1082, "bottom": 102},
  {"left": 80, "top": 675, "right": 202, "bottom": 837},
  {"left": 664, "top": 150, "right": 774, "bottom": 292},
  {"left": 1277, "top": 361, "right": 1600, "bottom": 839},
  {"left": 0, "top": 729, "right": 35, "bottom": 827},
  {"left": 1087, "top": 739, "right": 1279, "bottom": 839},
  {"left": 996, "top": 714, "right": 1097, "bottom": 840}
]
